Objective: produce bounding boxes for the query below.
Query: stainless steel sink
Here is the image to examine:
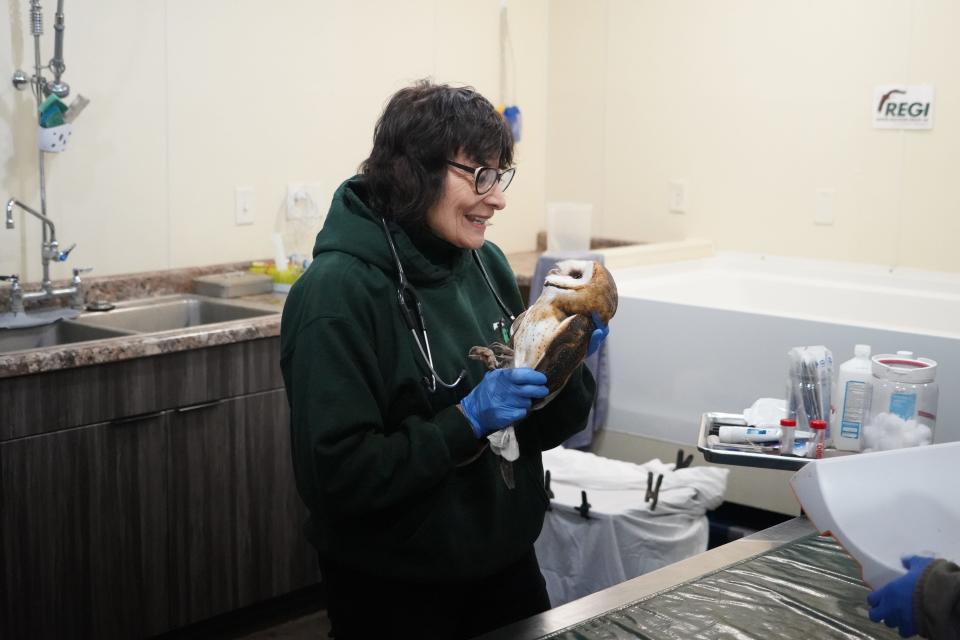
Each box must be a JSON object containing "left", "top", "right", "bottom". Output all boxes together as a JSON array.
[
  {"left": 0, "top": 294, "right": 277, "bottom": 355},
  {"left": 71, "top": 294, "right": 276, "bottom": 333},
  {"left": 0, "top": 320, "right": 133, "bottom": 354}
]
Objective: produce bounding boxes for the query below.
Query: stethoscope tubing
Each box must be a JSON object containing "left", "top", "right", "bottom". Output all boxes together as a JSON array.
[{"left": 380, "top": 217, "right": 514, "bottom": 392}]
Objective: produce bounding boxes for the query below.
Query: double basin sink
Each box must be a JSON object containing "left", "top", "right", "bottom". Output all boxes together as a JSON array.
[{"left": 0, "top": 294, "right": 278, "bottom": 355}]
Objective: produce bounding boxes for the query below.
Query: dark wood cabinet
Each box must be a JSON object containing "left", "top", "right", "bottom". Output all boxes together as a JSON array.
[
  {"left": 167, "top": 390, "right": 317, "bottom": 628},
  {"left": 1, "top": 413, "right": 170, "bottom": 639},
  {"left": 0, "top": 338, "right": 319, "bottom": 639}
]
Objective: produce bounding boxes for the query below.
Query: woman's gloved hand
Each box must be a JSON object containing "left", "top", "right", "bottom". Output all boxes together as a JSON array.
[
  {"left": 868, "top": 555, "right": 935, "bottom": 638},
  {"left": 459, "top": 368, "right": 549, "bottom": 438},
  {"left": 587, "top": 312, "right": 610, "bottom": 357}
]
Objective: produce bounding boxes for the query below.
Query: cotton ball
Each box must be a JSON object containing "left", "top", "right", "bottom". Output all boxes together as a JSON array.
[
  {"left": 863, "top": 413, "right": 901, "bottom": 451},
  {"left": 879, "top": 430, "right": 902, "bottom": 452},
  {"left": 899, "top": 418, "right": 931, "bottom": 447},
  {"left": 863, "top": 421, "right": 880, "bottom": 450},
  {"left": 902, "top": 424, "right": 920, "bottom": 446},
  {"left": 863, "top": 413, "right": 932, "bottom": 451}
]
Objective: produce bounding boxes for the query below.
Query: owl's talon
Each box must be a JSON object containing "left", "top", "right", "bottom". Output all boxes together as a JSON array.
[{"left": 468, "top": 346, "right": 499, "bottom": 370}]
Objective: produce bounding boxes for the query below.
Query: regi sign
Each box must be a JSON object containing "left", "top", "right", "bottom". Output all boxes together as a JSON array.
[{"left": 873, "top": 85, "right": 934, "bottom": 130}]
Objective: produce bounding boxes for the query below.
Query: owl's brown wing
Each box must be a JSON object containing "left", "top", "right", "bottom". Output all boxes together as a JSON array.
[{"left": 531, "top": 313, "right": 592, "bottom": 410}]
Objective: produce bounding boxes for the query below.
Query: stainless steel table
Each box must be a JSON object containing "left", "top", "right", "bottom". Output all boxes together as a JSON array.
[{"left": 477, "top": 517, "right": 870, "bottom": 640}]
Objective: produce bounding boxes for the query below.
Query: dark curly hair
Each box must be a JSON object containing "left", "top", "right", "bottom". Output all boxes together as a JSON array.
[{"left": 360, "top": 80, "right": 514, "bottom": 227}]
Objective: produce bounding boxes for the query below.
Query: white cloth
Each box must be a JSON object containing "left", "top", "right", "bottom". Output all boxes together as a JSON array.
[
  {"left": 487, "top": 425, "right": 519, "bottom": 461},
  {"left": 742, "top": 397, "right": 787, "bottom": 429},
  {"left": 534, "top": 447, "right": 729, "bottom": 606},
  {"left": 539, "top": 446, "right": 728, "bottom": 514}
]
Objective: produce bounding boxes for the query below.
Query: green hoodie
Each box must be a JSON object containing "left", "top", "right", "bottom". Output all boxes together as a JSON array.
[{"left": 280, "top": 177, "right": 596, "bottom": 582}]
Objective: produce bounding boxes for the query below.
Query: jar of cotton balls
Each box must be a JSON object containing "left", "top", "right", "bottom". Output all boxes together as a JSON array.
[{"left": 863, "top": 353, "right": 938, "bottom": 451}]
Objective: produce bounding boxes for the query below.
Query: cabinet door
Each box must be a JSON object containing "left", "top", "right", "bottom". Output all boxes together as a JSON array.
[
  {"left": 167, "top": 389, "right": 318, "bottom": 627},
  {"left": 0, "top": 413, "right": 170, "bottom": 640}
]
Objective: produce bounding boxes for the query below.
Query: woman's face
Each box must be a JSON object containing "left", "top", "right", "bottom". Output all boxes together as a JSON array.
[{"left": 425, "top": 152, "right": 507, "bottom": 250}]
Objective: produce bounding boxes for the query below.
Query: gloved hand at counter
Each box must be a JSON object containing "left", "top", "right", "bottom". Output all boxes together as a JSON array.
[
  {"left": 587, "top": 311, "right": 610, "bottom": 357},
  {"left": 459, "top": 368, "right": 548, "bottom": 438},
  {"left": 868, "top": 555, "right": 934, "bottom": 638}
]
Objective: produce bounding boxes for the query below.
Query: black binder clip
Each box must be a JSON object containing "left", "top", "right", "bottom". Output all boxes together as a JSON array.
[
  {"left": 544, "top": 470, "right": 554, "bottom": 509},
  {"left": 576, "top": 490, "right": 591, "bottom": 519},
  {"left": 645, "top": 472, "right": 664, "bottom": 512},
  {"left": 675, "top": 449, "right": 694, "bottom": 470}
]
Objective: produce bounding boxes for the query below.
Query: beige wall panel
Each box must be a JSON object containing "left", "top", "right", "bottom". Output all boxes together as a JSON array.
[
  {"left": 545, "top": 0, "right": 608, "bottom": 234},
  {"left": 2, "top": 1, "right": 546, "bottom": 281},
  {"left": 165, "top": 0, "right": 437, "bottom": 268},
  {"left": 429, "top": 0, "right": 550, "bottom": 256},
  {"left": 603, "top": 1, "right": 908, "bottom": 257},
  {"left": 545, "top": 0, "right": 958, "bottom": 271},
  {"left": 897, "top": 0, "right": 960, "bottom": 271},
  {"left": 482, "top": 0, "right": 549, "bottom": 255},
  {"left": 0, "top": 0, "right": 33, "bottom": 277},
  {"left": 1, "top": 0, "right": 168, "bottom": 280}
]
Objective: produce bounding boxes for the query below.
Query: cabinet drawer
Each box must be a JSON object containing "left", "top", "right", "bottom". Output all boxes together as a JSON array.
[{"left": 0, "top": 337, "right": 282, "bottom": 440}]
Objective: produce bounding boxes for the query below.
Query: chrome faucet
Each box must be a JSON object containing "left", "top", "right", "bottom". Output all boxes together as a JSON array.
[
  {"left": 0, "top": 275, "right": 25, "bottom": 315},
  {"left": 4, "top": 198, "right": 86, "bottom": 314},
  {"left": 3, "top": 2, "right": 90, "bottom": 318}
]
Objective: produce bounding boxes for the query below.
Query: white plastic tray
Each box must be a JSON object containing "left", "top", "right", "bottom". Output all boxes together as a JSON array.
[{"left": 790, "top": 441, "right": 960, "bottom": 588}]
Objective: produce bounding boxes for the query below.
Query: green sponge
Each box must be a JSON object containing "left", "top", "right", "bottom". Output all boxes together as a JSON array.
[{"left": 39, "top": 94, "right": 69, "bottom": 128}]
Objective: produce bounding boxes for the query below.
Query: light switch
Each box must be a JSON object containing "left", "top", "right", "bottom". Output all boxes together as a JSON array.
[
  {"left": 815, "top": 188, "right": 835, "bottom": 226},
  {"left": 235, "top": 187, "right": 255, "bottom": 225},
  {"left": 669, "top": 180, "right": 687, "bottom": 214}
]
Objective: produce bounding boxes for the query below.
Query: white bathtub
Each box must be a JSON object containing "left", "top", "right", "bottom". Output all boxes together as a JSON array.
[{"left": 605, "top": 252, "right": 960, "bottom": 445}]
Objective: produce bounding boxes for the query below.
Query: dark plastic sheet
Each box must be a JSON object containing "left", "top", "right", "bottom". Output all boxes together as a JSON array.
[{"left": 549, "top": 534, "right": 899, "bottom": 639}]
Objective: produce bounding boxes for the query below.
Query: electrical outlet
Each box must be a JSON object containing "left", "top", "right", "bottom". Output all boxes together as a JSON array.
[
  {"left": 287, "top": 182, "right": 327, "bottom": 220},
  {"left": 235, "top": 187, "right": 255, "bottom": 225},
  {"left": 815, "top": 188, "right": 835, "bottom": 226},
  {"left": 286, "top": 183, "right": 306, "bottom": 220},
  {"left": 668, "top": 180, "right": 687, "bottom": 214},
  {"left": 303, "top": 183, "right": 327, "bottom": 220}
]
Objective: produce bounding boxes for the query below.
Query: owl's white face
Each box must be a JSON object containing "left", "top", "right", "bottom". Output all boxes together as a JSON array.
[
  {"left": 540, "top": 260, "right": 596, "bottom": 302},
  {"left": 503, "top": 258, "right": 618, "bottom": 393}
]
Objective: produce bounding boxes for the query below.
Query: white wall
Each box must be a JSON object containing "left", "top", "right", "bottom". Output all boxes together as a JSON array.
[
  {"left": 0, "top": 0, "right": 549, "bottom": 281},
  {"left": 548, "top": 0, "right": 960, "bottom": 273},
  {"left": 10, "top": 2, "right": 956, "bottom": 279},
  {"left": 546, "top": 1, "right": 960, "bottom": 513}
]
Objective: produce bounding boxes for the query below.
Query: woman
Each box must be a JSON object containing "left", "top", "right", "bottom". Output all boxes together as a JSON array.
[{"left": 280, "top": 80, "right": 603, "bottom": 639}]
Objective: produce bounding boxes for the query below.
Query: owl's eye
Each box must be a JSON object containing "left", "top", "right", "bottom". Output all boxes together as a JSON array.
[{"left": 569, "top": 269, "right": 583, "bottom": 279}]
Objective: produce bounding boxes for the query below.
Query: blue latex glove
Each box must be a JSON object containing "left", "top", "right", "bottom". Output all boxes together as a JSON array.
[
  {"left": 868, "top": 555, "right": 935, "bottom": 638},
  {"left": 587, "top": 312, "right": 609, "bottom": 357},
  {"left": 459, "top": 368, "right": 549, "bottom": 438}
]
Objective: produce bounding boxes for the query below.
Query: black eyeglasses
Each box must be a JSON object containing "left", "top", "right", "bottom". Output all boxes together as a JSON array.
[{"left": 446, "top": 160, "right": 516, "bottom": 195}]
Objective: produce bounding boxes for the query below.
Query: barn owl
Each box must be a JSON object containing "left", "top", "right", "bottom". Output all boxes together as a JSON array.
[
  {"left": 470, "top": 259, "right": 618, "bottom": 408},
  {"left": 468, "top": 260, "right": 618, "bottom": 487}
]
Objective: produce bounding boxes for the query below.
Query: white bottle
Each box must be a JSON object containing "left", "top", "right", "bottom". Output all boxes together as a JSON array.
[{"left": 832, "top": 345, "right": 874, "bottom": 451}]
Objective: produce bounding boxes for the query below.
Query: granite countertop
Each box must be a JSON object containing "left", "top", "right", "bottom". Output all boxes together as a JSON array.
[{"left": 0, "top": 252, "right": 550, "bottom": 379}]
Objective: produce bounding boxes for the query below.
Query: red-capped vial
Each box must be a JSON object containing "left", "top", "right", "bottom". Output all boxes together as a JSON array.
[
  {"left": 779, "top": 418, "right": 797, "bottom": 456},
  {"left": 810, "top": 419, "right": 827, "bottom": 459}
]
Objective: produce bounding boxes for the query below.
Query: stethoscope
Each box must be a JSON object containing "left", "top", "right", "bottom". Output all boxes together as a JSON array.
[{"left": 380, "top": 217, "right": 516, "bottom": 393}]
